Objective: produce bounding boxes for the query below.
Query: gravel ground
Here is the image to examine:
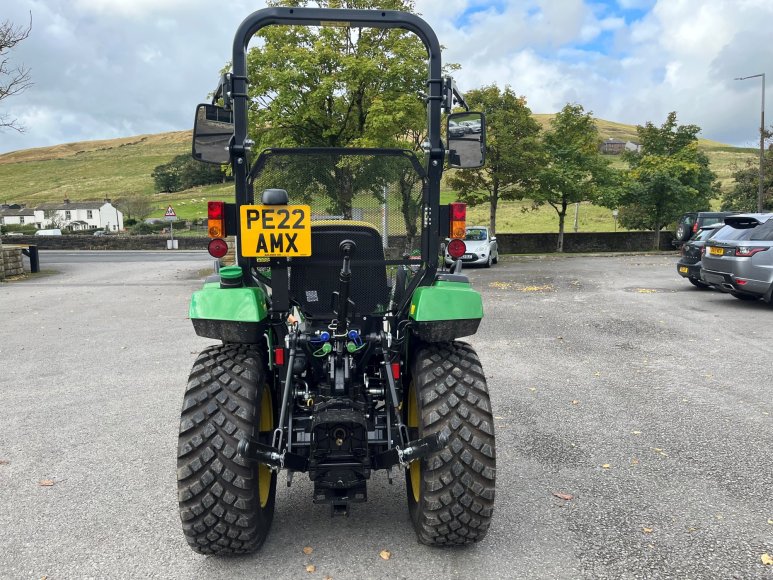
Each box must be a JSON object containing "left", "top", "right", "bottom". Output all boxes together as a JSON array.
[{"left": 0, "top": 252, "right": 771, "bottom": 579}]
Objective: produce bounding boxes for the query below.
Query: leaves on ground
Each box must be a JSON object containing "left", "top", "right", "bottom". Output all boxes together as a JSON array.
[
  {"left": 631, "top": 458, "right": 640, "bottom": 465},
  {"left": 305, "top": 564, "right": 316, "bottom": 573},
  {"left": 38, "top": 479, "right": 55, "bottom": 486},
  {"left": 602, "top": 464, "right": 611, "bottom": 469},
  {"left": 571, "top": 400, "right": 579, "bottom": 405},
  {"left": 552, "top": 492, "right": 574, "bottom": 501},
  {"left": 631, "top": 430, "right": 642, "bottom": 435},
  {"left": 642, "top": 527, "right": 654, "bottom": 534},
  {"left": 0, "top": 459, "right": 10, "bottom": 465},
  {"left": 379, "top": 550, "right": 391, "bottom": 560},
  {"left": 636, "top": 288, "right": 657, "bottom": 293},
  {"left": 761, "top": 553, "right": 773, "bottom": 566},
  {"left": 303, "top": 546, "right": 313, "bottom": 555},
  {"left": 767, "top": 518, "right": 773, "bottom": 525}
]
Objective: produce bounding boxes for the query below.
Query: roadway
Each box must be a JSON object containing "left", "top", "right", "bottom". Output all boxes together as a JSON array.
[{"left": 1, "top": 253, "right": 771, "bottom": 579}]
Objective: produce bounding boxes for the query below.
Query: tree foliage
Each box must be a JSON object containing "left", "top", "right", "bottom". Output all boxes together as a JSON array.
[
  {"left": 532, "top": 103, "right": 614, "bottom": 251},
  {"left": 617, "top": 112, "right": 719, "bottom": 247},
  {"left": 445, "top": 85, "right": 542, "bottom": 235},
  {"left": 152, "top": 154, "right": 225, "bottom": 193},
  {"left": 116, "top": 196, "right": 153, "bottom": 221},
  {"left": 1, "top": 14, "right": 32, "bottom": 132},
  {"left": 721, "top": 130, "right": 773, "bottom": 212}
]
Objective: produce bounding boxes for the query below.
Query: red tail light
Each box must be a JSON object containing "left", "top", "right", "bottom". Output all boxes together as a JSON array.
[
  {"left": 391, "top": 362, "right": 400, "bottom": 379},
  {"left": 447, "top": 238, "right": 466, "bottom": 259},
  {"left": 274, "top": 346, "right": 285, "bottom": 366},
  {"left": 735, "top": 278, "right": 747, "bottom": 285},
  {"left": 735, "top": 246, "right": 768, "bottom": 257},
  {"left": 692, "top": 222, "right": 698, "bottom": 233}
]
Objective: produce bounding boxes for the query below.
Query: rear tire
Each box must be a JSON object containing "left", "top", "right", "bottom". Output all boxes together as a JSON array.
[
  {"left": 177, "top": 344, "right": 276, "bottom": 555},
  {"left": 405, "top": 342, "right": 496, "bottom": 545}
]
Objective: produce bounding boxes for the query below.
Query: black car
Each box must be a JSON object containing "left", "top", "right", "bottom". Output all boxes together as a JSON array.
[
  {"left": 674, "top": 211, "right": 739, "bottom": 246},
  {"left": 677, "top": 223, "right": 724, "bottom": 287}
]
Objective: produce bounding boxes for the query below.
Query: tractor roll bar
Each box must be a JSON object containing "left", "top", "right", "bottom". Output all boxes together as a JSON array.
[{"left": 229, "top": 7, "right": 445, "bottom": 280}]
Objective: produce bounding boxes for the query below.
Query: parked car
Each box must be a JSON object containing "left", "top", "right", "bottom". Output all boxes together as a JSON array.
[
  {"left": 700, "top": 213, "right": 773, "bottom": 302},
  {"left": 673, "top": 211, "right": 739, "bottom": 246},
  {"left": 676, "top": 222, "right": 724, "bottom": 288},
  {"left": 448, "top": 122, "right": 466, "bottom": 138},
  {"left": 445, "top": 226, "right": 498, "bottom": 268},
  {"left": 34, "top": 229, "right": 62, "bottom": 236}
]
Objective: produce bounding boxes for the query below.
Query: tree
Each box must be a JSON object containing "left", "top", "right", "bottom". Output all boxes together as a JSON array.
[
  {"left": 152, "top": 154, "right": 224, "bottom": 193},
  {"left": 116, "top": 197, "right": 153, "bottom": 221},
  {"left": 618, "top": 112, "right": 719, "bottom": 248},
  {"left": 721, "top": 130, "right": 773, "bottom": 212},
  {"left": 445, "top": 85, "right": 542, "bottom": 235},
  {"left": 244, "top": 0, "right": 429, "bottom": 225},
  {"left": 1, "top": 15, "right": 32, "bottom": 132},
  {"left": 532, "top": 104, "right": 614, "bottom": 252}
]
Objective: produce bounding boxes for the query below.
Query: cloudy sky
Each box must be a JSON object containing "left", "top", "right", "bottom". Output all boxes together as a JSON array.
[{"left": 2, "top": 0, "right": 773, "bottom": 154}]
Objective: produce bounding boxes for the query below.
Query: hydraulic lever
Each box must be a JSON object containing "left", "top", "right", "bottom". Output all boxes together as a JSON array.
[{"left": 334, "top": 239, "right": 356, "bottom": 336}]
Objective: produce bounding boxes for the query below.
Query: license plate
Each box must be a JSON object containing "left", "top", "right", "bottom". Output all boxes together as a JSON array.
[
  {"left": 679, "top": 266, "right": 688, "bottom": 273},
  {"left": 240, "top": 205, "right": 311, "bottom": 257},
  {"left": 708, "top": 246, "right": 724, "bottom": 256},
  {"left": 463, "top": 254, "right": 474, "bottom": 259}
]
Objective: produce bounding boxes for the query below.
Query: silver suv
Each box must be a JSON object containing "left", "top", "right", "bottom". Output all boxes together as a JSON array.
[{"left": 700, "top": 213, "right": 773, "bottom": 302}]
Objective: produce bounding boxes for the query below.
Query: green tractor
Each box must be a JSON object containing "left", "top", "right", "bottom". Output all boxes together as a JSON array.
[{"left": 178, "top": 6, "right": 495, "bottom": 554}]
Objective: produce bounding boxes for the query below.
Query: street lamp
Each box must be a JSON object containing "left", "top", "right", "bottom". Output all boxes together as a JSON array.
[{"left": 734, "top": 73, "right": 766, "bottom": 212}]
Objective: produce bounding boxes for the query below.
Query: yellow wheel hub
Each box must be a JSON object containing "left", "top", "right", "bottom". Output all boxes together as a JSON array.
[
  {"left": 407, "top": 382, "right": 421, "bottom": 502},
  {"left": 258, "top": 388, "right": 273, "bottom": 508}
]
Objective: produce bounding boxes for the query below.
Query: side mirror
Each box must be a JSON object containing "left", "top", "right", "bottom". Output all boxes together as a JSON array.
[
  {"left": 192, "top": 104, "right": 233, "bottom": 165},
  {"left": 447, "top": 112, "right": 486, "bottom": 169}
]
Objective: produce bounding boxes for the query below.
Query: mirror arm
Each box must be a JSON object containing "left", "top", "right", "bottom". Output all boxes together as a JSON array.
[
  {"left": 443, "top": 77, "right": 470, "bottom": 113},
  {"left": 212, "top": 73, "right": 244, "bottom": 110}
]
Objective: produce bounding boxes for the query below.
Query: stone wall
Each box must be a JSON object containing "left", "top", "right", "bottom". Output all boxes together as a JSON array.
[
  {"left": 0, "top": 231, "right": 677, "bottom": 255},
  {"left": 1, "top": 247, "right": 24, "bottom": 277}
]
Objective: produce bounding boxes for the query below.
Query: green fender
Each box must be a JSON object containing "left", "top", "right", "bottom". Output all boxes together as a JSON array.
[
  {"left": 189, "top": 268, "right": 268, "bottom": 343},
  {"left": 409, "top": 279, "right": 483, "bottom": 342}
]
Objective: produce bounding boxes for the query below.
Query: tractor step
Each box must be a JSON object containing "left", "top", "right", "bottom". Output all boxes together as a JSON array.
[
  {"left": 237, "top": 438, "right": 309, "bottom": 472},
  {"left": 372, "top": 432, "right": 448, "bottom": 470}
]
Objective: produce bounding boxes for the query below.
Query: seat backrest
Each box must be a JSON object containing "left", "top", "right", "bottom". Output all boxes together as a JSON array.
[{"left": 290, "top": 223, "right": 389, "bottom": 320}]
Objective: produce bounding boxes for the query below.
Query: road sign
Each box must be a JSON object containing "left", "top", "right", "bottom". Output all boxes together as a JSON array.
[{"left": 165, "top": 205, "right": 177, "bottom": 221}]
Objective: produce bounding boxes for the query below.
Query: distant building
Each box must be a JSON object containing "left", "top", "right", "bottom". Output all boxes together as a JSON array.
[
  {"left": 34, "top": 198, "right": 124, "bottom": 231},
  {"left": 0, "top": 204, "right": 36, "bottom": 228},
  {"left": 600, "top": 138, "right": 627, "bottom": 154},
  {"left": 624, "top": 141, "right": 641, "bottom": 153}
]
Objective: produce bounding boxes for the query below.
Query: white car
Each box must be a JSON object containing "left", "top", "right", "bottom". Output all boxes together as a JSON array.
[{"left": 445, "top": 226, "right": 499, "bottom": 267}]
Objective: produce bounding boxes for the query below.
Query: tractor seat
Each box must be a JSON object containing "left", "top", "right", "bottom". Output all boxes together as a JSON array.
[{"left": 290, "top": 222, "right": 389, "bottom": 320}]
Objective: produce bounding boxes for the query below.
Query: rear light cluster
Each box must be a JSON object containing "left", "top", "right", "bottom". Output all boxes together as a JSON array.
[
  {"left": 447, "top": 202, "right": 467, "bottom": 259},
  {"left": 735, "top": 246, "right": 768, "bottom": 257},
  {"left": 692, "top": 222, "right": 698, "bottom": 233},
  {"left": 207, "top": 201, "right": 228, "bottom": 258},
  {"left": 449, "top": 202, "right": 466, "bottom": 239}
]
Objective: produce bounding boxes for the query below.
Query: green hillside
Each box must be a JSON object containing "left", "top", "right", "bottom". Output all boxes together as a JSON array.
[{"left": 0, "top": 119, "right": 756, "bottom": 229}]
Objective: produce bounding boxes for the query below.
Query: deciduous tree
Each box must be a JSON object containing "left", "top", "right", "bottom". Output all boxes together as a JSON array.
[
  {"left": 1, "top": 15, "right": 32, "bottom": 132},
  {"left": 446, "top": 85, "right": 542, "bottom": 236},
  {"left": 618, "top": 112, "right": 719, "bottom": 248},
  {"left": 532, "top": 104, "right": 614, "bottom": 251}
]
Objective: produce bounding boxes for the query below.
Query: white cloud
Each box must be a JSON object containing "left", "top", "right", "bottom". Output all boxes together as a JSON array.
[{"left": 3, "top": 0, "right": 773, "bottom": 154}]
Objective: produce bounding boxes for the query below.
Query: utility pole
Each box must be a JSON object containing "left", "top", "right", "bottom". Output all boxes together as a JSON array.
[{"left": 735, "top": 73, "right": 766, "bottom": 212}]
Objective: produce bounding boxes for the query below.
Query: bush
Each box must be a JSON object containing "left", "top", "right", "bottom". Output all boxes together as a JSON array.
[
  {"left": 124, "top": 218, "right": 138, "bottom": 227},
  {"left": 129, "top": 222, "right": 158, "bottom": 235}
]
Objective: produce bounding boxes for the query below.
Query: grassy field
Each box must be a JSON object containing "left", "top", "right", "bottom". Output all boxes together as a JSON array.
[{"left": 0, "top": 119, "right": 756, "bottom": 231}]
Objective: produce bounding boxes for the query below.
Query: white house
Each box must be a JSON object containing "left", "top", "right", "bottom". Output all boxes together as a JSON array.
[
  {"left": 34, "top": 198, "right": 124, "bottom": 231},
  {"left": 0, "top": 204, "right": 37, "bottom": 228}
]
